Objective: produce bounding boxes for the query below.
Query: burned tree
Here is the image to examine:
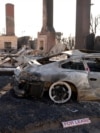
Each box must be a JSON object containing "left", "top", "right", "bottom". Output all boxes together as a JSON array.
[{"left": 90, "top": 14, "right": 100, "bottom": 34}]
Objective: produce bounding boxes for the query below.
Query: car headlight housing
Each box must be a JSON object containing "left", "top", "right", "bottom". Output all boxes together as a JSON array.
[{"left": 19, "top": 71, "right": 40, "bottom": 81}]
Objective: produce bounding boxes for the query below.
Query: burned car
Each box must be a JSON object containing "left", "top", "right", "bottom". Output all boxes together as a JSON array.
[{"left": 13, "top": 50, "right": 100, "bottom": 104}]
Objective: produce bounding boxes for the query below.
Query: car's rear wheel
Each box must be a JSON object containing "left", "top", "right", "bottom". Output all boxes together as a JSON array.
[{"left": 49, "top": 81, "right": 72, "bottom": 104}]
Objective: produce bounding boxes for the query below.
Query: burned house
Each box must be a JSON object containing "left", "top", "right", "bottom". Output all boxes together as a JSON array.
[{"left": 0, "top": 3, "right": 17, "bottom": 51}]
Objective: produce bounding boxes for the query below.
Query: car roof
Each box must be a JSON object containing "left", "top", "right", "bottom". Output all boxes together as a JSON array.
[{"left": 62, "top": 50, "right": 100, "bottom": 59}]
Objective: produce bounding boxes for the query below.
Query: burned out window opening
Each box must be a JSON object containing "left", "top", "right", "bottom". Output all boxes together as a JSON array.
[
  {"left": 87, "top": 62, "right": 100, "bottom": 72},
  {"left": 4, "top": 42, "right": 12, "bottom": 50},
  {"left": 61, "top": 61, "right": 85, "bottom": 70},
  {"left": 39, "top": 40, "right": 44, "bottom": 50}
]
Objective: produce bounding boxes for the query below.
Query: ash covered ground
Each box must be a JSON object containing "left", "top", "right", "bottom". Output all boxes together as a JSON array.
[{"left": 0, "top": 76, "right": 100, "bottom": 133}]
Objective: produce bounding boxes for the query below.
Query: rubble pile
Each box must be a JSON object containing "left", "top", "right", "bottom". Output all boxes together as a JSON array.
[
  {"left": 0, "top": 46, "right": 42, "bottom": 73},
  {"left": 0, "top": 43, "right": 68, "bottom": 74},
  {"left": 49, "top": 43, "right": 67, "bottom": 56}
]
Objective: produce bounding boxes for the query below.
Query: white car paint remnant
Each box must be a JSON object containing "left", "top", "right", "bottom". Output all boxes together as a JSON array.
[{"left": 62, "top": 118, "right": 91, "bottom": 128}]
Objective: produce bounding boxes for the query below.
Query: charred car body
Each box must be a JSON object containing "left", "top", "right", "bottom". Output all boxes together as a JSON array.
[{"left": 13, "top": 50, "right": 100, "bottom": 104}]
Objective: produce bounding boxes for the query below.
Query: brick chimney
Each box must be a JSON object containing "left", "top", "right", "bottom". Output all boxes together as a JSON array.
[
  {"left": 37, "top": 0, "right": 56, "bottom": 53},
  {"left": 6, "top": 3, "right": 15, "bottom": 35}
]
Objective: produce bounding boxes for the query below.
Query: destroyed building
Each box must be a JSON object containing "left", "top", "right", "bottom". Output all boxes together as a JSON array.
[{"left": 0, "top": 3, "right": 17, "bottom": 51}]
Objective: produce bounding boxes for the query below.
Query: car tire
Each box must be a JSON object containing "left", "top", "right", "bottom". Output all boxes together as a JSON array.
[{"left": 49, "top": 81, "right": 72, "bottom": 104}]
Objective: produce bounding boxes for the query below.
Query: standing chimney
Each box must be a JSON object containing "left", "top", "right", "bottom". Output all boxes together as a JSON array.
[
  {"left": 75, "top": 0, "right": 91, "bottom": 49},
  {"left": 6, "top": 3, "right": 15, "bottom": 35},
  {"left": 37, "top": 0, "right": 56, "bottom": 53},
  {"left": 41, "top": 0, "right": 55, "bottom": 33}
]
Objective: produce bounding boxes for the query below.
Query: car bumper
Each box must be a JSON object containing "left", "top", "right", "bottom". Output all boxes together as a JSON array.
[{"left": 13, "top": 81, "right": 44, "bottom": 98}]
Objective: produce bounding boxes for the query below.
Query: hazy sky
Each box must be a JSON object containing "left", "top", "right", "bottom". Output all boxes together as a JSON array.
[{"left": 0, "top": 0, "right": 100, "bottom": 38}]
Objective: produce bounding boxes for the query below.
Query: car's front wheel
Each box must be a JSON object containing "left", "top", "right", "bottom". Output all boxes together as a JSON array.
[{"left": 49, "top": 81, "right": 72, "bottom": 104}]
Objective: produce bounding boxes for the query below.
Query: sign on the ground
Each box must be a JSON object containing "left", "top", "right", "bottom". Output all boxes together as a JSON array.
[{"left": 62, "top": 118, "right": 91, "bottom": 128}]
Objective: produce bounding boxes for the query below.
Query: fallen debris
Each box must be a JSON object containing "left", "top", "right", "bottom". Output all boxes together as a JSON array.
[{"left": 67, "top": 108, "right": 78, "bottom": 113}]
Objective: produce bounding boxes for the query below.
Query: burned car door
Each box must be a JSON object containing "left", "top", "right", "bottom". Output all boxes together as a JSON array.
[
  {"left": 87, "top": 61, "right": 100, "bottom": 100},
  {"left": 60, "top": 60, "right": 89, "bottom": 88},
  {"left": 88, "top": 62, "right": 100, "bottom": 89}
]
